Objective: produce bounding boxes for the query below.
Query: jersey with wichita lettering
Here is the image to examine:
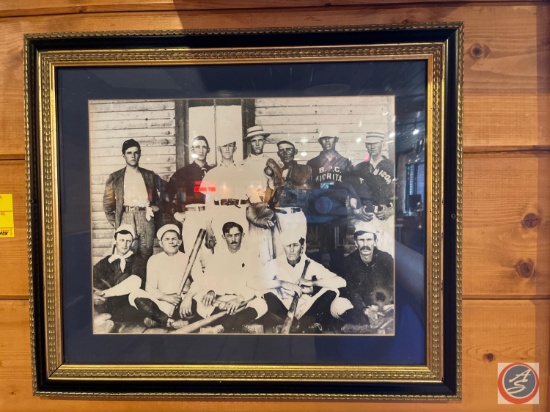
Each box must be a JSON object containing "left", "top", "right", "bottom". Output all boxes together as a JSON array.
[{"left": 306, "top": 151, "right": 353, "bottom": 189}]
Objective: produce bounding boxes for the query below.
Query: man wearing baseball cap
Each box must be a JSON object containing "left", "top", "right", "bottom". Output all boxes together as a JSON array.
[
  {"left": 306, "top": 126, "right": 353, "bottom": 189},
  {"left": 93, "top": 223, "right": 147, "bottom": 332},
  {"left": 348, "top": 132, "right": 395, "bottom": 221},
  {"left": 249, "top": 218, "right": 346, "bottom": 333},
  {"left": 330, "top": 220, "right": 394, "bottom": 333},
  {"left": 130, "top": 224, "right": 193, "bottom": 330}
]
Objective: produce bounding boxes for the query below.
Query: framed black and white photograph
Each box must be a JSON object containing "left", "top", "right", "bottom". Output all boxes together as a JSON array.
[{"left": 26, "top": 23, "right": 463, "bottom": 399}]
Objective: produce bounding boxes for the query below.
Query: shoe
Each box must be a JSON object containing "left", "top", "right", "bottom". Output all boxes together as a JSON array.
[
  {"left": 341, "top": 323, "right": 370, "bottom": 334},
  {"left": 242, "top": 323, "right": 264, "bottom": 334},
  {"left": 167, "top": 319, "right": 189, "bottom": 330},
  {"left": 199, "top": 325, "right": 225, "bottom": 334},
  {"left": 304, "top": 322, "right": 323, "bottom": 334},
  {"left": 143, "top": 317, "right": 159, "bottom": 328}
]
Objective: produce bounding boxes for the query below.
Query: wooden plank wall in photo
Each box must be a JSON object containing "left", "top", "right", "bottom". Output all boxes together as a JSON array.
[{"left": 0, "top": 1, "right": 548, "bottom": 411}]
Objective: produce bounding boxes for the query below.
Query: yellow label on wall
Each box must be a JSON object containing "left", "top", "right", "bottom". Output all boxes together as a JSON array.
[{"left": 0, "top": 194, "right": 14, "bottom": 237}]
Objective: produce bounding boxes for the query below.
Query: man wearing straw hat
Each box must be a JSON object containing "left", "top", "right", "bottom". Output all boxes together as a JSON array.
[{"left": 241, "top": 124, "right": 279, "bottom": 262}]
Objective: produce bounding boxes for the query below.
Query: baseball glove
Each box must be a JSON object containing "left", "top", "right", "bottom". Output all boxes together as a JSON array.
[{"left": 246, "top": 202, "right": 275, "bottom": 228}]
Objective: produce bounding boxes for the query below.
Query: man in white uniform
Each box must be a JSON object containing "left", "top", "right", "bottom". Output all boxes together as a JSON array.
[
  {"left": 180, "top": 221, "right": 267, "bottom": 333},
  {"left": 130, "top": 224, "right": 195, "bottom": 330},
  {"left": 199, "top": 134, "right": 249, "bottom": 252},
  {"left": 249, "top": 221, "right": 346, "bottom": 333}
]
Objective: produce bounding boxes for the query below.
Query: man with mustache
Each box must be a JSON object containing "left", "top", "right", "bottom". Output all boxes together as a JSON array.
[
  {"left": 330, "top": 221, "right": 394, "bottom": 333},
  {"left": 179, "top": 221, "right": 267, "bottom": 333}
]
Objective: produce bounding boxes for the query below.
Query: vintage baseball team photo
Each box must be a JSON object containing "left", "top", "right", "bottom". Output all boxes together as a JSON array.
[{"left": 91, "top": 96, "right": 398, "bottom": 335}]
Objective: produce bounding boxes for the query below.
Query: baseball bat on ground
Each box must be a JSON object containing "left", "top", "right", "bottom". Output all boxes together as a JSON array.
[{"left": 169, "top": 300, "right": 250, "bottom": 334}]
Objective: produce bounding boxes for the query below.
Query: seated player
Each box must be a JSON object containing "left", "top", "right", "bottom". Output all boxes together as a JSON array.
[
  {"left": 93, "top": 224, "right": 146, "bottom": 332},
  {"left": 130, "top": 224, "right": 199, "bottom": 330},
  {"left": 330, "top": 221, "right": 395, "bottom": 334},
  {"left": 249, "top": 216, "right": 346, "bottom": 333},
  {"left": 179, "top": 221, "right": 267, "bottom": 333}
]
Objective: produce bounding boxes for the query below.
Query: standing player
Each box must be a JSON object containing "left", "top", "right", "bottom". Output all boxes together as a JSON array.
[
  {"left": 165, "top": 135, "right": 215, "bottom": 252},
  {"left": 307, "top": 126, "right": 353, "bottom": 189}
]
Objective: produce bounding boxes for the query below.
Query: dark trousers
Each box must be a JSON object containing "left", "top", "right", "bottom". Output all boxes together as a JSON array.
[{"left": 261, "top": 290, "right": 337, "bottom": 332}]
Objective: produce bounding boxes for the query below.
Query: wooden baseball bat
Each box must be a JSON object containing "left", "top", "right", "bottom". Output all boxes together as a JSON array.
[
  {"left": 168, "top": 228, "right": 206, "bottom": 317},
  {"left": 178, "top": 228, "right": 206, "bottom": 295},
  {"left": 280, "top": 259, "right": 310, "bottom": 334},
  {"left": 169, "top": 301, "right": 249, "bottom": 334}
]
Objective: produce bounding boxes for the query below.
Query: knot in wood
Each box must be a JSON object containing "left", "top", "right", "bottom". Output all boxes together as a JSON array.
[
  {"left": 483, "top": 353, "right": 495, "bottom": 362},
  {"left": 522, "top": 213, "right": 540, "bottom": 228},
  {"left": 515, "top": 259, "right": 534, "bottom": 279},
  {"left": 468, "top": 43, "right": 489, "bottom": 59}
]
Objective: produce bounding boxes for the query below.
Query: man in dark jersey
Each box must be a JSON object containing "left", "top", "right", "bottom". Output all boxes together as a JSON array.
[
  {"left": 330, "top": 221, "right": 394, "bottom": 334},
  {"left": 165, "top": 135, "right": 215, "bottom": 251},
  {"left": 347, "top": 132, "right": 395, "bottom": 221},
  {"left": 306, "top": 126, "right": 353, "bottom": 189},
  {"left": 306, "top": 127, "right": 354, "bottom": 265},
  {"left": 93, "top": 224, "right": 147, "bottom": 332}
]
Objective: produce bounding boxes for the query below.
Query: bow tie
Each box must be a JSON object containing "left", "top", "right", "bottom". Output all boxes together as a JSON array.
[{"left": 108, "top": 250, "right": 134, "bottom": 272}]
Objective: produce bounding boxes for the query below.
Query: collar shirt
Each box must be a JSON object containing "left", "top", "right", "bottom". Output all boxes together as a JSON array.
[
  {"left": 341, "top": 248, "right": 394, "bottom": 310},
  {"left": 123, "top": 168, "right": 149, "bottom": 206},
  {"left": 93, "top": 253, "right": 146, "bottom": 291},
  {"left": 349, "top": 157, "right": 395, "bottom": 206}
]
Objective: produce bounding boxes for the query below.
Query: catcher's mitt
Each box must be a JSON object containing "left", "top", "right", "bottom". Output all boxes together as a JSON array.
[{"left": 246, "top": 202, "right": 275, "bottom": 228}]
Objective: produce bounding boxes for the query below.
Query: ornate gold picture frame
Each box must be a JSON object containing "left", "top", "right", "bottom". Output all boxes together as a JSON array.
[{"left": 25, "top": 24, "right": 463, "bottom": 399}]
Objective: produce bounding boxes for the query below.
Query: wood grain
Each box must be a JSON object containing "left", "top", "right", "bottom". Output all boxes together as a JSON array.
[
  {"left": 0, "top": 0, "right": 547, "bottom": 18},
  {"left": 0, "top": 299, "right": 547, "bottom": 410},
  {"left": 462, "top": 153, "right": 550, "bottom": 298},
  {"left": 1, "top": 5, "right": 549, "bottom": 155},
  {"left": 2, "top": 153, "right": 547, "bottom": 299},
  {"left": 0, "top": 161, "right": 27, "bottom": 298},
  {"left": 1, "top": 1, "right": 549, "bottom": 410}
]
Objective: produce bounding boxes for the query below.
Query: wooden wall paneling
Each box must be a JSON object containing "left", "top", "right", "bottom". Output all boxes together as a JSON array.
[
  {"left": 0, "top": 1, "right": 548, "bottom": 410},
  {"left": 0, "top": 0, "right": 547, "bottom": 18},
  {"left": 1, "top": 299, "right": 547, "bottom": 410},
  {"left": 1, "top": 153, "right": 548, "bottom": 299},
  {"left": 0, "top": 161, "right": 27, "bottom": 298},
  {"left": 462, "top": 153, "right": 550, "bottom": 298},
  {"left": 1, "top": 4, "right": 549, "bottom": 156}
]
